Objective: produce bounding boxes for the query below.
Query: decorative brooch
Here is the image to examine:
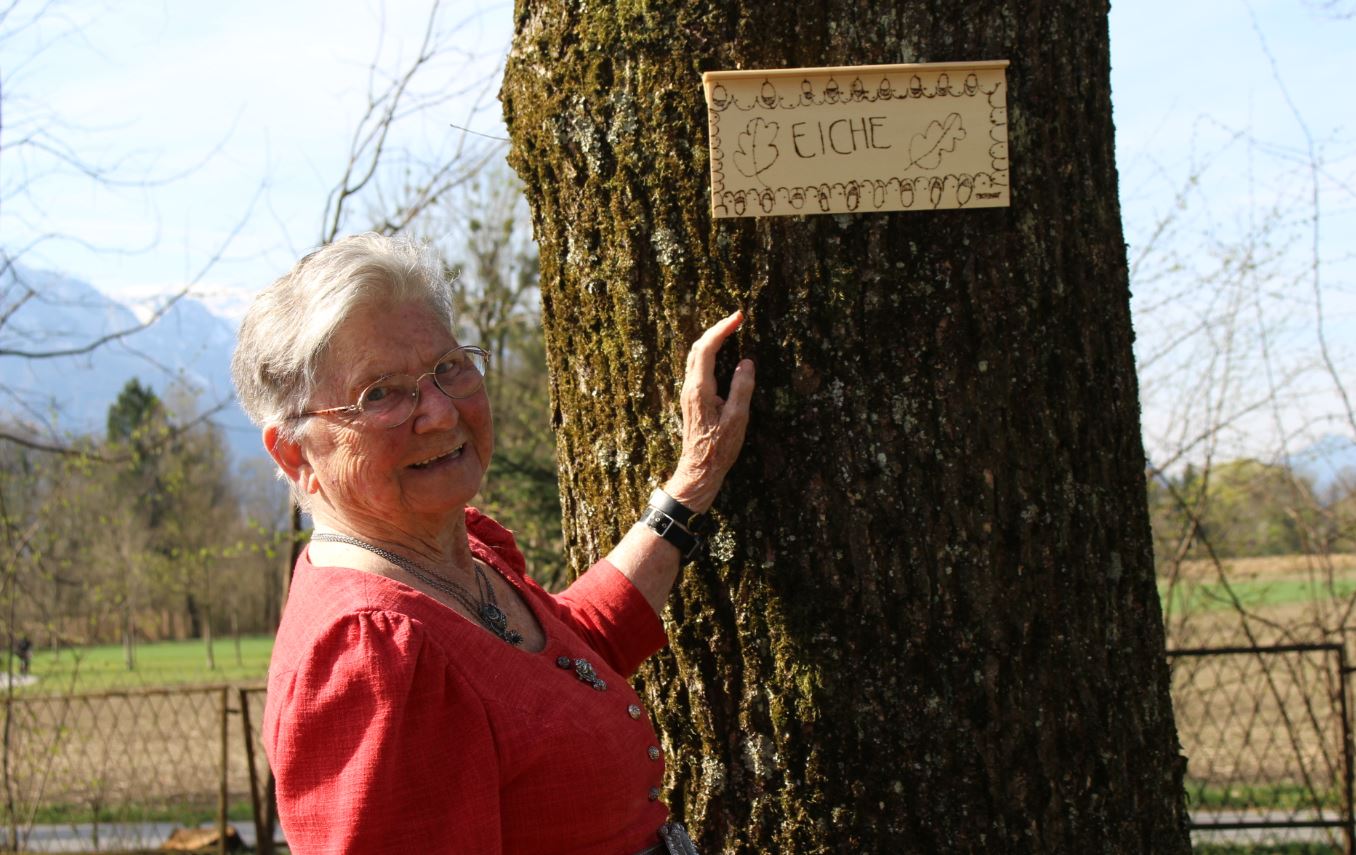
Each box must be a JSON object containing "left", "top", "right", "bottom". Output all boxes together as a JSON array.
[{"left": 557, "top": 655, "right": 607, "bottom": 691}]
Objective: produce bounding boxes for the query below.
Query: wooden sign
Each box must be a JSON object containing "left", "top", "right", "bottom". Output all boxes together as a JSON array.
[{"left": 702, "top": 60, "right": 1010, "bottom": 218}]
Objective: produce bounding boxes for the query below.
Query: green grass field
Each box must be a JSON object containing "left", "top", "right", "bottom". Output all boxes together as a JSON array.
[
  {"left": 1187, "top": 780, "right": 1341, "bottom": 811},
  {"left": 1161, "top": 576, "right": 1356, "bottom": 615},
  {"left": 1194, "top": 846, "right": 1341, "bottom": 855},
  {"left": 11, "top": 636, "right": 274, "bottom": 694}
]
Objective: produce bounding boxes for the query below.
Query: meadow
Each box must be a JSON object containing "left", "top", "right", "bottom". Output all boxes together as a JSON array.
[
  {"left": 10, "top": 636, "right": 274, "bottom": 695},
  {"left": 1160, "top": 554, "right": 1356, "bottom": 648},
  {"left": 1157, "top": 554, "right": 1356, "bottom": 853}
]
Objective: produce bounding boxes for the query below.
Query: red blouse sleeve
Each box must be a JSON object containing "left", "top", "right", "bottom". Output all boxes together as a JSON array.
[
  {"left": 550, "top": 559, "right": 668, "bottom": 678},
  {"left": 265, "top": 610, "right": 501, "bottom": 854}
]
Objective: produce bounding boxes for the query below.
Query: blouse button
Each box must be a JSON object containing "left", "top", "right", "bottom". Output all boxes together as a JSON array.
[
  {"left": 556, "top": 656, "right": 572, "bottom": 669},
  {"left": 647, "top": 746, "right": 661, "bottom": 761},
  {"left": 627, "top": 704, "right": 642, "bottom": 720},
  {"left": 648, "top": 787, "right": 661, "bottom": 801}
]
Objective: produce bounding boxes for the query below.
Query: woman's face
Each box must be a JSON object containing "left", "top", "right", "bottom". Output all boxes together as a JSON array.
[{"left": 297, "top": 299, "right": 494, "bottom": 536}]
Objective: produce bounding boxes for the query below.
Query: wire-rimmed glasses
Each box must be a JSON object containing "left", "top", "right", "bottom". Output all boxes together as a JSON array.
[{"left": 294, "top": 345, "right": 489, "bottom": 429}]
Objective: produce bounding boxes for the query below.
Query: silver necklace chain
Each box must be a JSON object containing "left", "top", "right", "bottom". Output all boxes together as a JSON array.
[{"left": 309, "top": 532, "right": 523, "bottom": 646}]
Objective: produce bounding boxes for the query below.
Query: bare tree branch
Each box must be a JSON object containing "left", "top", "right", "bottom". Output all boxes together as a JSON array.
[
  {"left": 1248, "top": 4, "right": 1356, "bottom": 435},
  {"left": 319, "top": 0, "right": 503, "bottom": 244},
  {"left": 0, "top": 396, "right": 232, "bottom": 462}
]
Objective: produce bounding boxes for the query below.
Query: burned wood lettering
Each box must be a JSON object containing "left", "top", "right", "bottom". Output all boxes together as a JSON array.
[{"left": 703, "top": 60, "right": 1011, "bottom": 218}]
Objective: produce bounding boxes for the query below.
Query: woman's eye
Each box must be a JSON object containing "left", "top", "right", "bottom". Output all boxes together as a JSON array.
[
  {"left": 435, "top": 357, "right": 461, "bottom": 376},
  {"left": 362, "top": 384, "right": 393, "bottom": 404}
]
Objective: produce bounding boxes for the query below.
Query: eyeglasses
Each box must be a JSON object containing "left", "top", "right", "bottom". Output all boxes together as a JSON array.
[{"left": 295, "top": 346, "right": 490, "bottom": 429}]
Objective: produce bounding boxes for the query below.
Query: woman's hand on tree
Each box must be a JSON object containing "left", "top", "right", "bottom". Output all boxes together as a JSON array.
[{"left": 664, "top": 310, "right": 755, "bottom": 513}]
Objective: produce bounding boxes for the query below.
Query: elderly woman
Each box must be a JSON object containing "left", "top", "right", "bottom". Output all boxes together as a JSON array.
[{"left": 230, "top": 233, "right": 753, "bottom": 854}]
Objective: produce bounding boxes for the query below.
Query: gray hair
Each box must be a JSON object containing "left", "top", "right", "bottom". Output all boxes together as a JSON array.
[{"left": 231, "top": 232, "right": 456, "bottom": 446}]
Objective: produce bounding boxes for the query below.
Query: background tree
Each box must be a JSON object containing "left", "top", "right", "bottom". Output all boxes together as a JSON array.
[
  {"left": 429, "top": 170, "right": 564, "bottom": 587},
  {"left": 0, "top": 379, "right": 281, "bottom": 671},
  {"left": 1150, "top": 460, "right": 1322, "bottom": 560},
  {"left": 503, "top": 0, "right": 1189, "bottom": 851}
]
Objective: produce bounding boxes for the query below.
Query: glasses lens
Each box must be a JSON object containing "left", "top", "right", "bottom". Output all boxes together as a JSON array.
[
  {"left": 357, "top": 377, "right": 417, "bottom": 427},
  {"left": 432, "top": 348, "right": 487, "bottom": 399}
]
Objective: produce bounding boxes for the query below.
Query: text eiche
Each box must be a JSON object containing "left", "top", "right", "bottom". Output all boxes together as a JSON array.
[{"left": 791, "top": 116, "right": 891, "bottom": 158}]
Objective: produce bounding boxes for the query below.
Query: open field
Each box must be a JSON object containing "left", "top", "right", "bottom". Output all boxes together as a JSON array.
[
  {"left": 0, "top": 637, "right": 279, "bottom": 844},
  {"left": 1160, "top": 554, "right": 1356, "bottom": 649},
  {"left": 10, "top": 636, "right": 274, "bottom": 695}
]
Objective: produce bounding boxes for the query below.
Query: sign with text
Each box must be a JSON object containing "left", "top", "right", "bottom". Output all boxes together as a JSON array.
[{"left": 702, "top": 60, "right": 1010, "bottom": 218}]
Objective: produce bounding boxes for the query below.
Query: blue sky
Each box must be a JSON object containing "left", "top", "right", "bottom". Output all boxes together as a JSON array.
[
  {"left": 3, "top": 0, "right": 1352, "bottom": 462},
  {"left": 3, "top": 0, "right": 513, "bottom": 314},
  {"left": 1108, "top": 2, "right": 1354, "bottom": 463}
]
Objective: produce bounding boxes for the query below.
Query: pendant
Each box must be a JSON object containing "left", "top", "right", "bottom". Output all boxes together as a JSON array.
[{"left": 480, "top": 603, "right": 523, "bottom": 646}]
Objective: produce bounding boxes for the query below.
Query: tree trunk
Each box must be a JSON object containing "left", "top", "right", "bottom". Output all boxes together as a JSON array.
[
  {"left": 232, "top": 611, "right": 242, "bottom": 667},
  {"left": 502, "top": 1, "right": 1189, "bottom": 851},
  {"left": 185, "top": 591, "right": 202, "bottom": 639},
  {"left": 122, "top": 602, "right": 135, "bottom": 671},
  {"left": 203, "top": 604, "right": 216, "bottom": 671}
]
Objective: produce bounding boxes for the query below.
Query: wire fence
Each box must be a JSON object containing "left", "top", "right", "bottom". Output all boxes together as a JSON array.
[
  {"left": 0, "top": 647, "right": 1351, "bottom": 852},
  {"left": 0, "top": 685, "right": 275, "bottom": 854},
  {"left": 1170, "top": 643, "right": 1356, "bottom": 852}
]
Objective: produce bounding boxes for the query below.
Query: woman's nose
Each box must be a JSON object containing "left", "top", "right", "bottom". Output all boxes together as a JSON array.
[{"left": 410, "top": 372, "right": 460, "bottom": 432}]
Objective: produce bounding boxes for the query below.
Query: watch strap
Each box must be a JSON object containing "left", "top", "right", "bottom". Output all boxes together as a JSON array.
[
  {"left": 642, "top": 505, "right": 702, "bottom": 563},
  {"left": 648, "top": 489, "right": 709, "bottom": 535}
]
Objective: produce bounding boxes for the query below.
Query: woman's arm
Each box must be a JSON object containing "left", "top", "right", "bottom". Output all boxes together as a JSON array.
[{"left": 606, "top": 310, "right": 755, "bottom": 614}]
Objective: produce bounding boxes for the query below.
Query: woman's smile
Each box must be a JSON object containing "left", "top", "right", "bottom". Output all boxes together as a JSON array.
[{"left": 409, "top": 442, "right": 466, "bottom": 470}]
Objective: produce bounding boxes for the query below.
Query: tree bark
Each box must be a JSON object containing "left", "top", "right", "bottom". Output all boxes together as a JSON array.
[{"left": 502, "top": 1, "right": 1189, "bottom": 851}]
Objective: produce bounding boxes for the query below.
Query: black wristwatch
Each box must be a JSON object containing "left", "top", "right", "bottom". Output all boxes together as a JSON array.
[
  {"left": 647, "top": 489, "right": 710, "bottom": 536},
  {"left": 642, "top": 505, "right": 703, "bottom": 563}
]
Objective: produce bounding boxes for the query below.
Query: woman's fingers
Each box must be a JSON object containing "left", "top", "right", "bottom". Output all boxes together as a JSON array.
[
  {"left": 711, "top": 359, "right": 753, "bottom": 469},
  {"left": 721, "top": 358, "right": 755, "bottom": 429},
  {"left": 685, "top": 310, "right": 743, "bottom": 393}
]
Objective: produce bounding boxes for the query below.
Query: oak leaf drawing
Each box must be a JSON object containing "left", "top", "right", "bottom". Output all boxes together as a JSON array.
[
  {"left": 732, "top": 117, "right": 780, "bottom": 183},
  {"left": 908, "top": 113, "right": 966, "bottom": 170}
]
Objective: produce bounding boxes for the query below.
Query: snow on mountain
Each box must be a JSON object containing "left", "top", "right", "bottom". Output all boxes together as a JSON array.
[{"left": 0, "top": 262, "right": 261, "bottom": 463}]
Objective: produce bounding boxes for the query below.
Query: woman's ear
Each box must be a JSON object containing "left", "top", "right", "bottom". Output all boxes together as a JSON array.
[{"left": 264, "top": 425, "right": 315, "bottom": 493}]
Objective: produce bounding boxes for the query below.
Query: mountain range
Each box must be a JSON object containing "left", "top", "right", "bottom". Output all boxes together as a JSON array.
[
  {"left": 0, "top": 263, "right": 261, "bottom": 463},
  {"left": 2, "top": 263, "right": 1354, "bottom": 495}
]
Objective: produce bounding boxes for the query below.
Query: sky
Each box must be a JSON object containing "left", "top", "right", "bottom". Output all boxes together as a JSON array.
[
  {"left": 3, "top": 0, "right": 515, "bottom": 316},
  {"left": 2, "top": 0, "right": 1353, "bottom": 464}
]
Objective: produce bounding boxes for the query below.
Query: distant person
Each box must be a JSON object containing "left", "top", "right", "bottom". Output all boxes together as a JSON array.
[
  {"left": 231, "top": 233, "right": 753, "bottom": 854},
  {"left": 15, "top": 636, "right": 31, "bottom": 676}
]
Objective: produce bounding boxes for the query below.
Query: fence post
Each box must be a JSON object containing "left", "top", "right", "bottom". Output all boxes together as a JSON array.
[
  {"left": 240, "top": 688, "right": 273, "bottom": 855},
  {"left": 265, "top": 767, "right": 279, "bottom": 852},
  {"left": 4, "top": 693, "right": 17, "bottom": 853},
  {"left": 219, "top": 686, "right": 229, "bottom": 855},
  {"left": 1339, "top": 646, "right": 1355, "bottom": 855}
]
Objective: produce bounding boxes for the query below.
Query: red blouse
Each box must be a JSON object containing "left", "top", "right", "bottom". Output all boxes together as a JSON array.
[{"left": 264, "top": 509, "right": 671, "bottom": 854}]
